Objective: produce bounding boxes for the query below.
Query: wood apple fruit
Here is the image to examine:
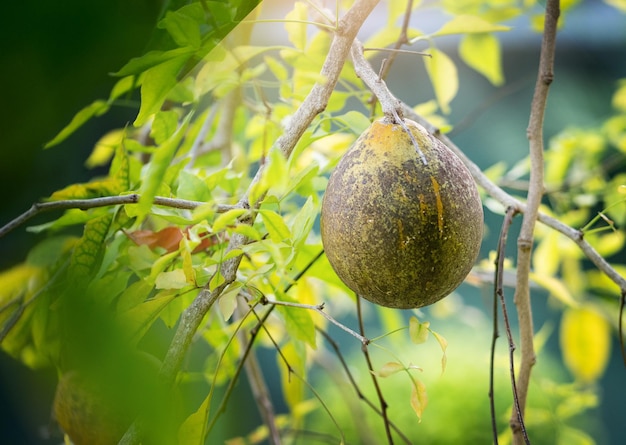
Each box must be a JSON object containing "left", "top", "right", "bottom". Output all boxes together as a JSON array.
[{"left": 320, "top": 117, "right": 483, "bottom": 309}]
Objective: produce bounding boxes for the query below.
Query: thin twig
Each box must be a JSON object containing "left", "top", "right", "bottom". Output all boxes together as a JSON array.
[
  {"left": 251, "top": 309, "right": 347, "bottom": 444},
  {"left": 363, "top": 47, "right": 430, "bottom": 57},
  {"left": 489, "top": 207, "right": 518, "bottom": 445},
  {"left": 351, "top": 42, "right": 427, "bottom": 164},
  {"left": 617, "top": 292, "right": 626, "bottom": 366},
  {"left": 0, "top": 195, "right": 239, "bottom": 239},
  {"left": 235, "top": 302, "right": 282, "bottom": 445},
  {"left": 205, "top": 304, "right": 273, "bottom": 436},
  {"left": 317, "top": 328, "right": 413, "bottom": 445},
  {"left": 186, "top": 104, "right": 218, "bottom": 169},
  {"left": 356, "top": 295, "right": 394, "bottom": 445},
  {"left": 368, "top": 0, "right": 414, "bottom": 116},
  {"left": 262, "top": 298, "right": 369, "bottom": 345}
]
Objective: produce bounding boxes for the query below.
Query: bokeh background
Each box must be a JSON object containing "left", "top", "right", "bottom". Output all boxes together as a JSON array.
[{"left": 1, "top": 0, "right": 625, "bottom": 443}]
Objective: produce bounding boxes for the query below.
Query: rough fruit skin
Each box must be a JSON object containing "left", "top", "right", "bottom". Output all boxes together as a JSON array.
[
  {"left": 53, "top": 371, "right": 130, "bottom": 445},
  {"left": 320, "top": 118, "right": 483, "bottom": 309}
]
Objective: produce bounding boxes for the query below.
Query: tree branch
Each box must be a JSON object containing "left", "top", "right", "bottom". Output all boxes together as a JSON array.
[
  {"left": 511, "top": 3, "right": 559, "bottom": 443},
  {"left": 120, "top": 1, "right": 381, "bottom": 443},
  {"left": 0, "top": 195, "right": 239, "bottom": 239},
  {"left": 490, "top": 207, "right": 519, "bottom": 445}
]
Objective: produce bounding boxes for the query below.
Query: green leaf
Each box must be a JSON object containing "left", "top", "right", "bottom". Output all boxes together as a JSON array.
[
  {"left": 109, "top": 75, "right": 137, "bottom": 102},
  {"left": 334, "top": 110, "right": 372, "bottom": 135},
  {"left": 116, "top": 278, "right": 155, "bottom": 312},
  {"left": 155, "top": 269, "right": 189, "bottom": 290},
  {"left": 217, "top": 282, "right": 243, "bottom": 321},
  {"left": 560, "top": 306, "right": 611, "bottom": 382},
  {"left": 120, "top": 290, "right": 177, "bottom": 345},
  {"left": 85, "top": 130, "right": 123, "bottom": 169},
  {"left": 151, "top": 110, "right": 180, "bottom": 145},
  {"left": 134, "top": 52, "right": 194, "bottom": 126},
  {"left": 69, "top": 213, "right": 114, "bottom": 279},
  {"left": 249, "top": 148, "right": 289, "bottom": 205},
  {"left": 290, "top": 197, "right": 317, "bottom": 248},
  {"left": 176, "top": 170, "right": 211, "bottom": 202},
  {"left": 26, "top": 209, "right": 91, "bottom": 234},
  {"left": 409, "top": 316, "right": 430, "bottom": 344},
  {"left": 113, "top": 47, "right": 196, "bottom": 78},
  {"left": 278, "top": 340, "right": 306, "bottom": 412},
  {"left": 212, "top": 208, "right": 248, "bottom": 232},
  {"left": 138, "top": 115, "right": 191, "bottom": 220},
  {"left": 459, "top": 33, "right": 504, "bottom": 86},
  {"left": 432, "top": 15, "right": 510, "bottom": 36},
  {"left": 285, "top": 2, "right": 308, "bottom": 51},
  {"left": 260, "top": 210, "right": 292, "bottom": 242},
  {"left": 44, "top": 100, "right": 109, "bottom": 148},
  {"left": 424, "top": 47, "right": 458, "bottom": 114},
  {"left": 159, "top": 8, "right": 202, "bottom": 48},
  {"left": 276, "top": 293, "right": 317, "bottom": 348},
  {"left": 178, "top": 393, "right": 211, "bottom": 445}
]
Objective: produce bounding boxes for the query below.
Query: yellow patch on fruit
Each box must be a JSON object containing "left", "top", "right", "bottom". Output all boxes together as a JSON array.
[{"left": 321, "top": 118, "right": 483, "bottom": 309}]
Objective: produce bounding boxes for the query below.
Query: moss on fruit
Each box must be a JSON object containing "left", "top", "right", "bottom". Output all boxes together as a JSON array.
[{"left": 320, "top": 118, "right": 483, "bottom": 309}]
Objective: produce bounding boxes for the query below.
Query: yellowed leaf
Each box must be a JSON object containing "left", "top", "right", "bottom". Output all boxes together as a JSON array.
[
  {"left": 279, "top": 341, "right": 306, "bottom": 414},
  {"left": 532, "top": 232, "right": 561, "bottom": 277},
  {"left": 530, "top": 272, "right": 579, "bottom": 307},
  {"left": 424, "top": 47, "right": 458, "bottom": 114},
  {"left": 375, "top": 362, "right": 405, "bottom": 378},
  {"left": 409, "top": 316, "right": 430, "bottom": 344},
  {"left": 560, "top": 306, "right": 611, "bottom": 382},
  {"left": 459, "top": 33, "right": 504, "bottom": 86},
  {"left": 86, "top": 129, "right": 124, "bottom": 168},
  {"left": 155, "top": 269, "right": 188, "bottom": 290},
  {"left": 285, "top": 2, "right": 308, "bottom": 51},
  {"left": 431, "top": 330, "right": 448, "bottom": 374},
  {"left": 432, "top": 15, "right": 510, "bottom": 36},
  {"left": 410, "top": 379, "right": 428, "bottom": 421}
]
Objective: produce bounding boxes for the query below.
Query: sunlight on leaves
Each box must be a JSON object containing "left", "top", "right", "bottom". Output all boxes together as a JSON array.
[
  {"left": 86, "top": 130, "right": 124, "bottom": 168},
  {"left": 178, "top": 393, "right": 211, "bottom": 445},
  {"left": 459, "top": 33, "right": 504, "bottom": 86},
  {"left": 424, "top": 47, "right": 458, "bottom": 114},
  {"left": 156, "top": 269, "right": 189, "bottom": 290},
  {"left": 138, "top": 115, "right": 191, "bottom": 220},
  {"left": 279, "top": 340, "right": 307, "bottom": 413},
  {"left": 560, "top": 306, "right": 611, "bottom": 383},
  {"left": 432, "top": 14, "right": 510, "bottom": 36},
  {"left": 531, "top": 272, "right": 579, "bottom": 307}
]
